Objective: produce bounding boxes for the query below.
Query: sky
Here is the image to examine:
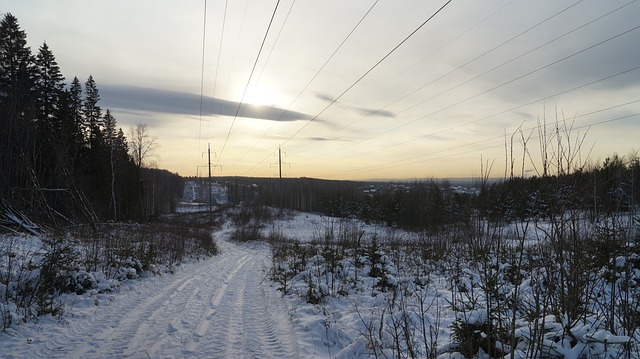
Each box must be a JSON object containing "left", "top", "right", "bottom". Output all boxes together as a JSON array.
[{"left": 4, "top": 0, "right": 640, "bottom": 180}]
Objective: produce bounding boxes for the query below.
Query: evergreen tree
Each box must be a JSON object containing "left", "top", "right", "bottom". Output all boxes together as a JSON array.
[
  {"left": 31, "top": 43, "right": 66, "bottom": 191},
  {"left": 34, "top": 42, "right": 65, "bottom": 126},
  {"left": 0, "top": 13, "right": 36, "bottom": 195},
  {"left": 83, "top": 75, "right": 101, "bottom": 146},
  {"left": 68, "top": 76, "right": 83, "bottom": 139},
  {"left": 55, "top": 78, "right": 85, "bottom": 170},
  {"left": 0, "top": 13, "right": 35, "bottom": 108},
  {"left": 103, "top": 109, "right": 120, "bottom": 220}
]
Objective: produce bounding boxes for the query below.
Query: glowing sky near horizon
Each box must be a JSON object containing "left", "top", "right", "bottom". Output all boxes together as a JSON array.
[{"left": 6, "top": 0, "right": 640, "bottom": 180}]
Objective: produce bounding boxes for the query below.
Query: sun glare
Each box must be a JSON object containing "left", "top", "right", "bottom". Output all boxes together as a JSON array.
[{"left": 242, "top": 83, "right": 286, "bottom": 108}]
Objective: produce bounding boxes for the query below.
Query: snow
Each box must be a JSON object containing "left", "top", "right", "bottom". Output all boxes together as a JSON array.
[
  {"left": 177, "top": 181, "right": 229, "bottom": 213},
  {"left": 2, "top": 208, "right": 639, "bottom": 358},
  {"left": 0, "top": 228, "right": 298, "bottom": 358}
]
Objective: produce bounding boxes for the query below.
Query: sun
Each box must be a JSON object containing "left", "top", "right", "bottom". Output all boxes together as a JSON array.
[{"left": 243, "top": 83, "right": 286, "bottom": 108}]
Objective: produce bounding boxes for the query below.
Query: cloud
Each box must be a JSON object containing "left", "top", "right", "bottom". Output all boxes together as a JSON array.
[
  {"left": 355, "top": 107, "right": 395, "bottom": 118},
  {"left": 100, "top": 85, "right": 312, "bottom": 122},
  {"left": 314, "top": 92, "right": 395, "bottom": 118},
  {"left": 315, "top": 93, "right": 336, "bottom": 103},
  {"left": 420, "top": 133, "right": 449, "bottom": 142},
  {"left": 306, "top": 136, "right": 350, "bottom": 142}
]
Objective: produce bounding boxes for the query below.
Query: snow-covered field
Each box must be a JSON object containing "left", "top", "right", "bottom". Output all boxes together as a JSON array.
[
  {"left": 1, "top": 224, "right": 299, "bottom": 359},
  {"left": 266, "top": 211, "right": 639, "bottom": 358},
  {"left": 2, "top": 209, "right": 639, "bottom": 358}
]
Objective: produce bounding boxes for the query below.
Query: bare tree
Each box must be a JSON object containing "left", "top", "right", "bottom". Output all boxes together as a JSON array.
[
  {"left": 128, "top": 123, "right": 158, "bottom": 220},
  {"left": 128, "top": 123, "right": 158, "bottom": 171}
]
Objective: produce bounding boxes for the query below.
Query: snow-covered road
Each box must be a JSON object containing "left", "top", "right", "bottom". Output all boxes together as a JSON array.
[{"left": 3, "top": 239, "right": 300, "bottom": 359}]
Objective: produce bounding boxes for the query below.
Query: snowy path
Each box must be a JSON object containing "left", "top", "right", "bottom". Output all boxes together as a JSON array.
[{"left": 3, "top": 240, "right": 299, "bottom": 359}]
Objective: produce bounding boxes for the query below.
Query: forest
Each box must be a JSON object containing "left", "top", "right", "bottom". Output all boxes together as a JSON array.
[{"left": 0, "top": 13, "right": 181, "bottom": 230}]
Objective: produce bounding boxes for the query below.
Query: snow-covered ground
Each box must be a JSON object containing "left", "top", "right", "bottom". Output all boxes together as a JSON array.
[
  {"left": 177, "top": 180, "right": 229, "bottom": 213},
  {"left": 2, "top": 209, "right": 638, "bottom": 358},
  {"left": 1, "top": 226, "right": 299, "bottom": 359}
]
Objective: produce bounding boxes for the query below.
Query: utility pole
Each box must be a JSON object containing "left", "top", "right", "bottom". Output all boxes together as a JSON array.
[
  {"left": 271, "top": 145, "right": 291, "bottom": 212},
  {"left": 273, "top": 145, "right": 290, "bottom": 179},
  {"left": 200, "top": 143, "right": 219, "bottom": 224},
  {"left": 278, "top": 145, "right": 282, "bottom": 179},
  {"left": 208, "top": 143, "right": 212, "bottom": 223},
  {"left": 278, "top": 145, "right": 283, "bottom": 212}
]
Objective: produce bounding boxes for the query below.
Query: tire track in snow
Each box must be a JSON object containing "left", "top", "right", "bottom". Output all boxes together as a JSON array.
[
  {"left": 14, "top": 238, "right": 299, "bottom": 359},
  {"left": 33, "top": 258, "right": 217, "bottom": 358},
  {"left": 197, "top": 242, "right": 299, "bottom": 359}
]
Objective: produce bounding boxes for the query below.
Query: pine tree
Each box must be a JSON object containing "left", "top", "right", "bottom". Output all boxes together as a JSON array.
[
  {"left": 31, "top": 43, "right": 67, "bottom": 190},
  {"left": 55, "top": 77, "right": 85, "bottom": 170},
  {"left": 69, "top": 76, "right": 83, "bottom": 138},
  {"left": 0, "top": 13, "right": 35, "bottom": 108},
  {"left": 83, "top": 75, "right": 101, "bottom": 147},
  {"left": 103, "top": 109, "right": 119, "bottom": 220},
  {"left": 34, "top": 42, "right": 65, "bottom": 127},
  {"left": 0, "top": 13, "right": 36, "bottom": 195}
]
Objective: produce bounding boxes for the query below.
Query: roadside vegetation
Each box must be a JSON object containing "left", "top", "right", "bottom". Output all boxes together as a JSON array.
[
  {"left": 229, "top": 120, "right": 640, "bottom": 358},
  {"left": 0, "top": 214, "right": 218, "bottom": 331},
  {"left": 228, "top": 155, "right": 637, "bottom": 358}
]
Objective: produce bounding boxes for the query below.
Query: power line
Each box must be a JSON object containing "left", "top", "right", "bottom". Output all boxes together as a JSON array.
[
  {"left": 206, "top": 0, "right": 229, "bottom": 132},
  {"left": 295, "top": 22, "right": 640, "bottom": 166},
  {"left": 241, "top": 0, "right": 453, "bottom": 177},
  {"left": 326, "top": 110, "right": 640, "bottom": 178},
  {"left": 226, "top": 0, "right": 302, "bottom": 171},
  {"left": 332, "top": 0, "right": 637, "bottom": 145},
  {"left": 255, "top": 0, "right": 297, "bottom": 85},
  {"left": 234, "top": 0, "right": 453, "bottom": 179},
  {"left": 396, "top": 25, "right": 640, "bottom": 134},
  {"left": 251, "top": 0, "right": 554, "bottom": 177},
  {"left": 198, "top": 0, "right": 208, "bottom": 158},
  {"left": 217, "top": 0, "right": 282, "bottom": 166},
  {"left": 292, "top": 0, "right": 595, "bottom": 155},
  {"left": 353, "top": 0, "right": 518, "bottom": 103},
  {"left": 238, "top": 0, "right": 382, "bottom": 175},
  {"left": 231, "top": 1, "right": 636, "bottom": 179},
  {"left": 300, "top": 64, "right": 640, "bottom": 172},
  {"left": 280, "top": 0, "right": 454, "bottom": 148}
]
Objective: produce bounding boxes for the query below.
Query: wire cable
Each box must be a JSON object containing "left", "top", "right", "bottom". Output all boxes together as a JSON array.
[
  {"left": 354, "top": 0, "right": 518, "bottom": 103},
  {"left": 295, "top": 64, "right": 640, "bottom": 176},
  {"left": 327, "top": 110, "right": 640, "bottom": 178},
  {"left": 255, "top": 0, "right": 297, "bottom": 85},
  {"left": 241, "top": 0, "right": 454, "bottom": 176},
  {"left": 298, "top": 23, "right": 640, "bottom": 165},
  {"left": 206, "top": 0, "right": 229, "bottom": 142},
  {"left": 294, "top": 0, "right": 590, "bottom": 154},
  {"left": 217, "top": 0, "right": 282, "bottom": 166},
  {"left": 198, "top": 0, "right": 208, "bottom": 158},
  {"left": 280, "top": 0, "right": 454, "bottom": 148},
  {"left": 238, "top": 0, "right": 382, "bottom": 174}
]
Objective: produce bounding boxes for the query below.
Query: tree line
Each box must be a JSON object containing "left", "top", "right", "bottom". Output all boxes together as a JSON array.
[
  {"left": 478, "top": 153, "right": 640, "bottom": 224},
  {"left": 222, "top": 176, "right": 471, "bottom": 234},
  {"left": 0, "top": 13, "right": 181, "bottom": 227},
  {"left": 228, "top": 151, "right": 639, "bottom": 235}
]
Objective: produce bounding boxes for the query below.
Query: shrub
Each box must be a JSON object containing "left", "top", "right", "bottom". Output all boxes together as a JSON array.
[{"left": 231, "top": 224, "right": 262, "bottom": 242}]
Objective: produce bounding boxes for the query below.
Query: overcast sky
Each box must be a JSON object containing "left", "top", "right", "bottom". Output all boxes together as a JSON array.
[{"left": 6, "top": 0, "right": 640, "bottom": 180}]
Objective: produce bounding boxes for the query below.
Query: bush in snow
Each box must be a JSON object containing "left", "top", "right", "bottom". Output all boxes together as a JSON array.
[
  {"left": 0, "top": 214, "right": 219, "bottom": 331},
  {"left": 36, "top": 235, "right": 79, "bottom": 316},
  {"left": 230, "top": 224, "right": 263, "bottom": 242},
  {"left": 66, "top": 270, "right": 98, "bottom": 294}
]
